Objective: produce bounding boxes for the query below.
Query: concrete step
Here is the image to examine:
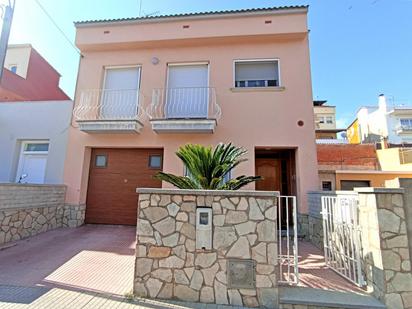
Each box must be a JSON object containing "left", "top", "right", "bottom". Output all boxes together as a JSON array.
[{"left": 279, "top": 287, "right": 386, "bottom": 309}]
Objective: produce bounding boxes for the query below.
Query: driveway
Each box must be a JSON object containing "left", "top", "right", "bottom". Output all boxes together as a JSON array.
[
  {"left": 0, "top": 225, "right": 136, "bottom": 296},
  {"left": 0, "top": 226, "right": 239, "bottom": 308}
]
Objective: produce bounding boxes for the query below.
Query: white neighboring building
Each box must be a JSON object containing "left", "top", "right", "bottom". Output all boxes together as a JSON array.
[
  {"left": 356, "top": 94, "right": 412, "bottom": 145},
  {"left": 0, "top": 100, "right": 73, "bottom": 184}
]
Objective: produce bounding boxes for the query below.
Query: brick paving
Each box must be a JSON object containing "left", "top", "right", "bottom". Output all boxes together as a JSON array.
[
  {"left": 0, "top": 225, "right": 365, "bottom": 308},
  {"left": 0, "top": 225, "right": 136, "bottom": 295},
  {"left": 294, "top": 241, "right": 365, "bottom": 293}
]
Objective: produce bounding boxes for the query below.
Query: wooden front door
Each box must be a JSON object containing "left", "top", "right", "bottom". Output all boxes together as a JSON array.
[
  {"left": 255, "top": 154, "right": 294, "bottom": 229},
  {"left": 255, "top": 158, "right": 282, "bottom": 192},
  {"left": 86, "top": 148, "right": 162, "bottom": 225}
]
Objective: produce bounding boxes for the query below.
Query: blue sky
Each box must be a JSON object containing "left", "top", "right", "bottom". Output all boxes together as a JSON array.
[{"left": 7, "top": 0, "right": 412, "bottom": 127}]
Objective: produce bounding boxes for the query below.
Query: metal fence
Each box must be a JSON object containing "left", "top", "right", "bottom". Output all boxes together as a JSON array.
[
  {"left": 278, "top": 195, "right": 299, "bottom": 285},
  {"left": 321, "top": 193, "right": 365, "bottom": 286},
  {"left": 147, "top": 87, "right": 221, "bottom": 121}
]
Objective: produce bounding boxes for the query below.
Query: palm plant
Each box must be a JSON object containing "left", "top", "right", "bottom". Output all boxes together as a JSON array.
[{"left": 155, "top": 143, "right": 261, "bottom": 190}]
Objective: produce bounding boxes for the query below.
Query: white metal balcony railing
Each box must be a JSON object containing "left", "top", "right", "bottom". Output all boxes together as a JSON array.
[
  {"left": 146, "top": 87, "right": 221, "bottom": 121},
  {"left": 73, "top": 89, "right": 144, "bottom": 122},
  {"left": 396, "top": 125, "right": 412, "bottom": 133}
]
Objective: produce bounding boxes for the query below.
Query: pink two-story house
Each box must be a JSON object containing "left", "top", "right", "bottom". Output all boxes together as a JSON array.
[{"left": 64, "top": 6, "right": 318, "bottom": 226}]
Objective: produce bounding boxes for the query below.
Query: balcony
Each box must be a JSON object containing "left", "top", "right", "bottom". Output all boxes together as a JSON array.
[
  {"left": 73, "top": 89, "right": 144, "bottom": 133},
  {"left": 396, "top": 125, "right": 412, "bottom": 134},
  {"left": 146, "top": 87, "right": 221, "bottom": 134}
]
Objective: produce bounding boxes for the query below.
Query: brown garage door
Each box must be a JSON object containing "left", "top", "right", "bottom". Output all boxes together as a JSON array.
[{"left": 85, "top": 148, "right": 163, "bottom": 225}]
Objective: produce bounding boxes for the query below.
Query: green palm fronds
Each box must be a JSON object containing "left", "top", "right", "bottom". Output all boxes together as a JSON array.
[{"left": 155, "top": 143, "right": 261, "bottom": 190}]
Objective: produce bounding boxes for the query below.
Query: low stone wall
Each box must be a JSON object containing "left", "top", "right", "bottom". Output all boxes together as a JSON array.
[
  {"left": 0, "top": 184, "right": 84, "bottom": 245},
  {"left": 386, "top": 178, "right": 412, "bottom": 265},
  {"left": 134, "top": 189, "right": 279, "bottom": 308},
  {"left": 356, "top": 188, "right": 412, "bottom": 309}
]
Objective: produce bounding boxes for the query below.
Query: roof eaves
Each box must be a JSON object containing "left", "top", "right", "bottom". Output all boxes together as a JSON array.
[{"left": 74, "top": 5, "right": 308, "bottom": 27}]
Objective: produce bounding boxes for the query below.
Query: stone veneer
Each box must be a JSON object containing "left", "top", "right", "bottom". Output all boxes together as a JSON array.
[
  {"left": 0, "top": 184, "right": 85, "bottom": 245},
  {"left": 356, "top": 188, "right": 412, "bottom": 309},
  {"left": 134, "top": 189, "right": 279, "bottom": 308}
]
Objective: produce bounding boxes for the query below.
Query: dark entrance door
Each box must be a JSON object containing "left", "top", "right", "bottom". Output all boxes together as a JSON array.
[{"left": 255, "top": 149, "right": 296, "bottom": 229}]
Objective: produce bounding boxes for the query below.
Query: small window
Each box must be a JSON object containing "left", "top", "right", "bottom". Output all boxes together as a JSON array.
[
  {"left": 95, "top": 155, "right": 107, "bottom": 167},
  {"left": 24, "top": 143, "right": 49, "bottom": 152},
  {"left": 340, "top": 180, "right": 370, "bottom": 191},
  {"left": 318, "top": 117, "right": 325, "bottom": 124},
  {"left": 400, "top": 119, "right": 412, "bottom": 127},
  {"left": 322, "top": 181, "right": 332, "bottom": 191},
  {"left": 326, "top": 117, "right": 333, "bottom": 124},
  {"left": 9, "top": 65, "right": 17, "bottom": 74},
  {"left": 199, "top": 212, "right": 209, "bottom": 225},
  {"left": 149, "top": 155, "right": 162, "bottom": 169},
  {"left": 235, "top": 60, "right": 279, "bottom": 88}
]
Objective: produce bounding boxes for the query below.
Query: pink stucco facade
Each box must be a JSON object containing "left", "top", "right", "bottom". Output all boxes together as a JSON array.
[{"left": 64, "top": 7, "right": 319, "bottom": 213}]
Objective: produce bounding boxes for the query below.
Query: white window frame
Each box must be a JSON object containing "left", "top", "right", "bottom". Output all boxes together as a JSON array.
[
  {"left": 101, "top": 65, "right": 142, "bottom": 91},
  {"left": 233, "top": 58, "right": 281, "bottom": 88},
  {"left": 15, "top": 140, "right": 49, "bottom": 183},
  {"left": 166, "top": 61, "right": 210, "bottom": 88},
  {"left": 165, "top": 62, "right": 210, "bottom": 119}
]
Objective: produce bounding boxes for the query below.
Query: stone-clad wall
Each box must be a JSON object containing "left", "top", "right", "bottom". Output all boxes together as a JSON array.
[
  {"left": 0, "top": 184, "right": 85, "bottom": 245},
  {"left": 134, "top": 189, "right": 279, "bottom": 308},
  {"left": 356, "top": 188, "right": 412, "bottom": 309}
]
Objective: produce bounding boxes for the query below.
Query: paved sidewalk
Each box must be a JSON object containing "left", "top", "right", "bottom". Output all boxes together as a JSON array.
[
  {"left": 0, "top": 225, "right": 136, "bottom": 295},
  {"left": 0, "top": 285, "right": 241, "bottom": 309}
]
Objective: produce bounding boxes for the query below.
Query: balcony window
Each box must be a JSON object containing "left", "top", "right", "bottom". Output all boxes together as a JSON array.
[
  {"left": 101, "top": 66, "right": 141, "bottom": 119},
  {"left": 234, "top": 60, "right": 279, "bottom": 88},
  {"left": 166, "top": 64, "right": 209, "bottom": 119}
]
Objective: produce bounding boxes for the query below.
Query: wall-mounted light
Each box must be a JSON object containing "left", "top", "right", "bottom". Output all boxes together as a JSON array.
[{"left": 151, "top": 57, "right": 159, "bottom": 65}]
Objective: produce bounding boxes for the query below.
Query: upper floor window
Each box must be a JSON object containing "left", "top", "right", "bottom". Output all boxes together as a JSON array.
[
  {"left": 234, "top": 60, "right": 280, "bottom": 88},
  {"left": 400, "top": 119, "right": 412, "bottom": 127},
  {"left": 100, "top": 66, "right": 141, "bottom": 119},
  {"left": 9, "top": 65, "right": 17, "bottom": 74},
  {"left": 317, "top": 116, "right": 333, "bottom": 124}
]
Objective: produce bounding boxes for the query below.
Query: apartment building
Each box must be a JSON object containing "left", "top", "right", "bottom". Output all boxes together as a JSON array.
[
  {"left": 64, "top": 6, "right": 318, "bottom": 225},
  {"left": 0, "top": 44, "right": 70, "bottom": 101},
  {"left": 313, "top": 100, "right": 343, "bottom": 139},
  {"left": 348, "top": 94, "right": 412, "bottom": 145}
]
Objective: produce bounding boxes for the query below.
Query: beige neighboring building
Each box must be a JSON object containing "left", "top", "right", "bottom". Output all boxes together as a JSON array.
[
  {"left": 377, "top": 147, "right": 412, "bottom": 171},
  {"left": 313, "top": 100, "right": 343, "bottom": 139}
]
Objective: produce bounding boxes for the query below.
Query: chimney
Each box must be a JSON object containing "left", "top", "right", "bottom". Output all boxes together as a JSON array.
[{"left": 378, "top": 94, "right": 387, "bottom": 112}]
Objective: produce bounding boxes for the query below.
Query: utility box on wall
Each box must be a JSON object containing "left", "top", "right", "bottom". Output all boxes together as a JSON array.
[{"left": 196, "top": 207, "right": 212, "bottom": 250}]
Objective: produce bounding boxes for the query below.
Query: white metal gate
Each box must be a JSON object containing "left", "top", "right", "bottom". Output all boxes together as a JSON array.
[
  {"left": 278, "top": 195, "right": 299, "bottom": 285},
  {"left": 321, "top": 193, "right": 365, "bottom": 286}
]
